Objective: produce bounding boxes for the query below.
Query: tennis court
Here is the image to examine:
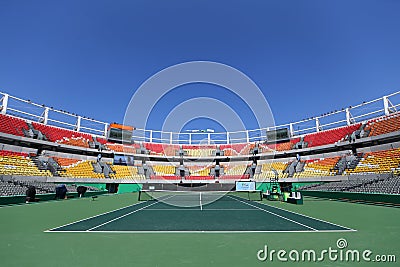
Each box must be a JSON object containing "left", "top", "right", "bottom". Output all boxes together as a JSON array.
[
  {"left": 47, "top": 191, "right": 354, "bottom": 233},
  {"left": 2, "top": 193, "right": 399, "bottom": 267}
]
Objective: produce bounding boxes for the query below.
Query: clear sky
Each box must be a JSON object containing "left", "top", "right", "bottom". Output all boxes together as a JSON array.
[{"left": 0, "top": 0, "right": 399, "bottom": 133}]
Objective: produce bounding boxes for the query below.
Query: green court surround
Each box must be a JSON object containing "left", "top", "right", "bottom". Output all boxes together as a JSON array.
[{"left": 1, "top": 193, "right": 399, "bottom": 267}]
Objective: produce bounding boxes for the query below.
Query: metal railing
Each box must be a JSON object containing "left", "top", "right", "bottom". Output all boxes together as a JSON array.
[{"left": 0, "top": 90, "right": 399, "bottom": 144}]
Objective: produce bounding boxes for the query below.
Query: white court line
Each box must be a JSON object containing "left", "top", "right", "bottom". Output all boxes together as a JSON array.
[
  {"left": 46, "top": 200, "right": 149, "bottom": 232},
  {"left": 253, "top": 200, "right": 355, "bottom": 231},
  {"left": 144, "top": 208, "right": 257, "bottom": 211},
  {"left": 46, "top": 195, "right": 356, "bottom": 233},
  {"left": 199, "top": 192, "right": 202, "bottom": 211},
  {"left": 86, "top": 195, "right": 175, "bottom": 231},
  {"left": 46, "top": 229, "right": 356, "bottom": 234},
  {"left": 227, "top": 196, "right": 317, "bottom": 231}
]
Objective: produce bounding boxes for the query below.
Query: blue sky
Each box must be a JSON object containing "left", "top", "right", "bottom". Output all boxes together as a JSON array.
[{"left": 0, "top": 0, "right": 399, "bottom": 133}]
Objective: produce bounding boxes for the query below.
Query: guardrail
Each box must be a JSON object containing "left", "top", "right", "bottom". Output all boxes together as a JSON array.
[{"left": 1, "top": 90, "right": 399, "bottom": 144}]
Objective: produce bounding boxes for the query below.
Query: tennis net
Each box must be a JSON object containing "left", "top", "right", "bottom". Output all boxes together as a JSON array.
[{"left": 138, "top": 190, "right": 262, "bottom": 202}]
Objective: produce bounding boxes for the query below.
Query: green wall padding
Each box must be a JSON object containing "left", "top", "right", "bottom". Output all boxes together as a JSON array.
[
  {"left": 80, "top": 183, "right": 107, "bottom": 191},
  {"left": 256, "top": 182, "right": 267, "bottom": 192},
  {"left": 256, "top": 182, "right": 281, "bottom": 192},
  {"left": 257, "top": 182, "right": 322, "bottom": 193},
  {"left": 292, "top": 182, "right": 321, "bottom": 191},
  {"left": 300, "top": 190, "right": 400, "bottom": 205},
  {"left": 56, "top": 183, "right": 107, "bottom": 191},
  {"left": 117, "top": 184, "right": 142, "bottom": 194},
  {"left": 0, "top": 191, "right": 107, "bottom": 206}
]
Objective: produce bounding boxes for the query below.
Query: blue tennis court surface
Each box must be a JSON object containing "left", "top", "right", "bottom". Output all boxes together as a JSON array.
[{"left": 47, "top": 194, "right": 355, "bottom": 233}]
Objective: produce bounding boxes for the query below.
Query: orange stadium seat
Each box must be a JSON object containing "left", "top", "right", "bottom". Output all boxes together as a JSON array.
[
  {"left": 32, "top": 122, "right": 93, "bottom": 148},
  {"left": 346, "top": 148, "right": 400, "bottom": 175},
  {"left": 365, "top": 113, "right": 400, "bottom": 136}
]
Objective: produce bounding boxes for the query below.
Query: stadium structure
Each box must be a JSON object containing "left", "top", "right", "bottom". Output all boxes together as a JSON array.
[
  {"left": 1, "top": 90, "right": 400, "bottom": 267},
  {"left": 0, "top": 91, "right": 399, "bottom": 198}
]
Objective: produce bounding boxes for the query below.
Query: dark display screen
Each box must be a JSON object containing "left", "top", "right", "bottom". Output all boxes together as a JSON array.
[
  {"left": 114, "top": 154, "right": 134, "bottom": 166},
  {"left": 108, "top": 128, "right": 133, "bottom": 143},
  {"left": 266, "top": 128, "right": 289, "bottom": 141}
]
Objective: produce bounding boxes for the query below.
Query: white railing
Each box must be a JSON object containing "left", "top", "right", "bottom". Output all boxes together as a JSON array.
[
  {"left": 0, "top": 90, "right": 399, "bottom": 144},
  {"left": 0, "top": 92, "right": 108, "bottom": 137}
]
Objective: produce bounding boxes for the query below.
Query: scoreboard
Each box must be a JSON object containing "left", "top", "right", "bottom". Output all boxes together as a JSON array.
[
  {"left": 107, "top": 123, "right": 134, "bottom": 143},
  {"left": 266, "top": 128, "right": 290, "bottom": 142}
]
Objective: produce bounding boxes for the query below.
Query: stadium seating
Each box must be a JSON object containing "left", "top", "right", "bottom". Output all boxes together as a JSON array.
[
  {"left": 187, "top": 165, "right": 212, "bottom": 176},
  {"left": 106, "top": 143, "right": 138, "bottom": 153},
  {"left": 221, "top": 162, "right": 249, "bottom": 176},
  {"left": 0, "top": 180, "right": 30, "bottom": 196},
  {"left": 2, "top": 95, "right": 400, "bottom": 188},
  {"left": 185, "top": 175, "right": 214, "bottom": 180},
  {"left": 143, "top": 143, "right": 179, "bottom": 156},
  {"left": 220, "top": 143, "right": 250, "bottom": 156},
  {"left": 345, "top": 148, "right": 400, "bottom": 175},
  {"left": 182, "top": 145, "right": 216, "bottom": 157},
  {"left": 0, "top": 150, "right": 52, "bottom": 177},
  {"left": 348, "top": 175, "right": 400, "bottom": 194},
  {"left": 0, "top": 114, "right": 29, "bottom": 137},
  {"left": 144, "top": 143, "right": 166, "bottom": 155},
  {"left": 293, "top": 157, "right": 339, "bottom": 178},
  {"left": 0, "top": 150, "right": 29, "bottom": 157},
  {"left": 32, "top": 122, "right": 92, "bottom": 148},
  {"left": 152, "top": 164, "right": 177, "bottom": 175},
  {"left": 303, "top": 123, "right": 361, "bottom": 148},
  {"left": 53, "top": 157, "right": 80, "bottom": 167},
  {"left": 54, "top": 156, "right": 146, "bottom": 179},
  {"left": 95, "top": 137, "right": 108, "bottom": 145},
  {"left": 254, "top": 161, "right": 289, "bottom": 179},
  {"left": 299, "top": 173, "right": 400, "bottom": 195},
  {"left": 299, "top": 178, "right": 377, "bottom": 192},
  {"left": 261, "top": 138, "right": 300, "bottom": 152},
  {"left": 275, "top": 141, "right": 295, "bottom": 151},
  {"left": 58, "top": 160, "right": 104, "bottom": 178},
  {"left": 0, "top": 179, "right": 101, "bottom": 197},
  {"left": 218, "top": 174, "right": 250, "bottom": 180},
  {"left": 364, "top": 112, "right": 400, "bottom": 136},
  {"left": 2, "top": 108, "right": 400, "bottom": 157},
  {"left": 161, "top": 144, "right": 180, "bottom": 156},
  {"left": 150, "top": 175, "right": 181, "bottom": 180},
  {"left": 109, "top": 165, "right": 145, "bottom": 179}
]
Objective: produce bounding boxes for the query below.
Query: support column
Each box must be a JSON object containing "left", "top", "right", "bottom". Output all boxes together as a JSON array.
[
  {"left": 383, "top": 96, "right": 390, "bottom": 116},
  {"left": 1, "top": 94, "right": 9, "bottom": 115},
  {"left": 104, "top": 123, "right": 108, "bottom": 138},
  {"left": 76, "top": 116, "right": 81, "bottom": 132},
  {"left": 43, "top": 107, "right": 49, "bottom": 125},
  {"left": 289, "top": 123, "right": 294, "bottom": 137},
  {"left": 315, "top": 117, "right": 321, "bottom": 132},
  {"left": 345, "top": 108, "right": 352, "bottom": 126}
]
